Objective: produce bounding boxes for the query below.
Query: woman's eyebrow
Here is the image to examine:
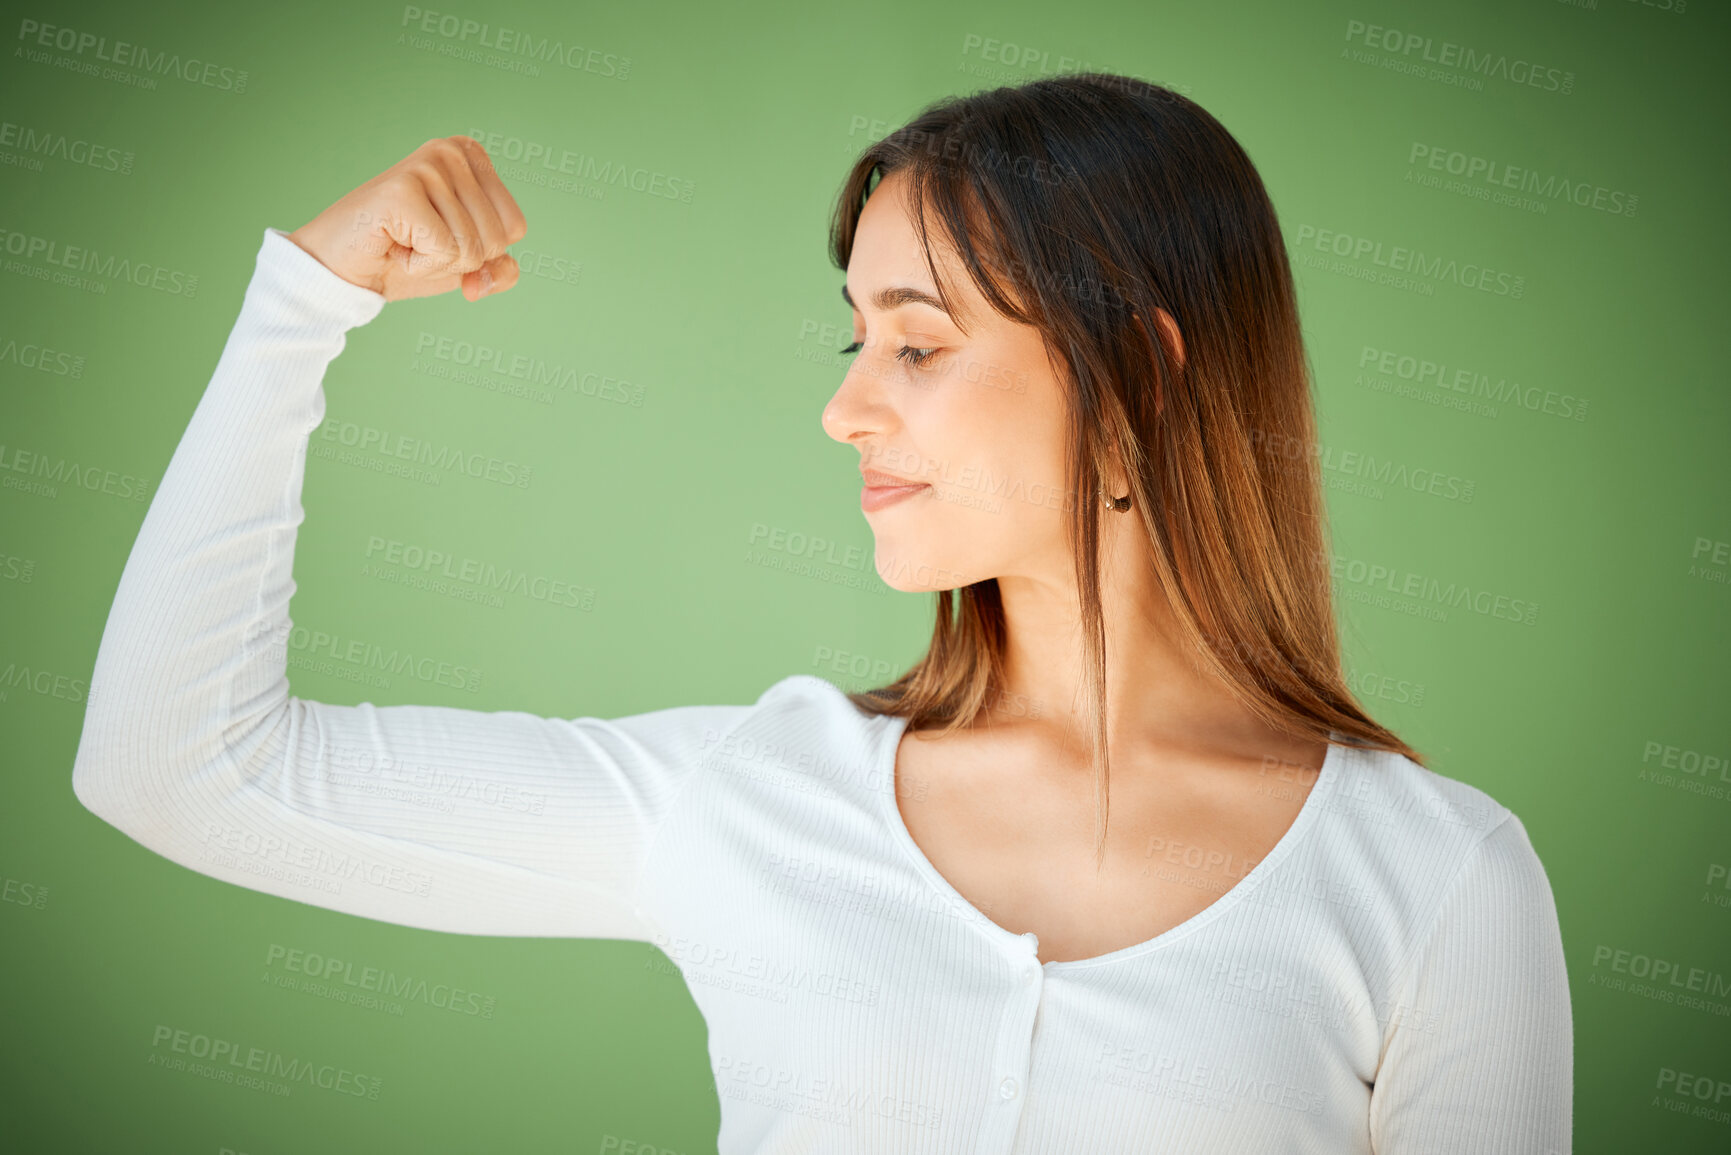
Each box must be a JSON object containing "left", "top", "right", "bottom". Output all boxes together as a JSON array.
[{"left": 841, "top": 281, "right": 953, "bottom": 319}]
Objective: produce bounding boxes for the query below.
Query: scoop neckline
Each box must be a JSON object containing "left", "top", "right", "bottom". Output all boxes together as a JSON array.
[{"left": 873, "top": 710, "right": 1347, "bottom": 972}]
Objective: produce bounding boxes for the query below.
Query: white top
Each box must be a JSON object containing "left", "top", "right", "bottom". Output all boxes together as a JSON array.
[{"left": 72, "top": 226, "right": 1573, "bottom": 1154}]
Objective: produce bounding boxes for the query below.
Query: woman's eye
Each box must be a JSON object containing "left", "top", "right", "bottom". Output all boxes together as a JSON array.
[{"left": 838, "top": 339, "right": 938, "bottom": 368}]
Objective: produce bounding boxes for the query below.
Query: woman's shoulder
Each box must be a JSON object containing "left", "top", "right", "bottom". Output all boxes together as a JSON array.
[
  {"left": 1309, "top": 744, "right": 1562, "bottom": 989},
  {"left": 753, "top": 672, "right": 882, "bottom": 716},
  {"left": 569, "top": 673, "right": 865, "bottom": 760},
  {"left": 640, "top": 672, "right": 884, "bottom": 748},
  {"left": 1323, "top": 740, "right": 1513, "bottom": 845},
  {"left": 1313, "top": 742, "right": 1558, "bottom": 916}
]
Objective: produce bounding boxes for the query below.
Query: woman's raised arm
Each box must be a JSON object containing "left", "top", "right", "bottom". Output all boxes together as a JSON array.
[{"left": 70, "top": 138, "right": 750, "bottom": 940}]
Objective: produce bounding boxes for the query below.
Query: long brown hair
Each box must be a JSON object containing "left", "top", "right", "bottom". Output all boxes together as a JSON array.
[{"left": 827, "top": 73, "right": 1424, "bottom": 861}]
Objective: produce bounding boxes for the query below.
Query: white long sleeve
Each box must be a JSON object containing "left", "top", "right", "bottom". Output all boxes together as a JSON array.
[
  {"left": 69, "top": 227, "right": 1573, "bottom": 1153},
  {"left": 1367, "top": 811, "right": 1573, "bottom": 1153},
  {"left": 70, "top": 226, "right": 753, "bottom": 939}
]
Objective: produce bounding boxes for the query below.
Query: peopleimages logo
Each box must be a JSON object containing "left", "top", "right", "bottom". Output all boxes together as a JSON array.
[
  {"left": 1590, "top": 945, "right": 1731, "bottom": 1003},
  {"left": 317, "top": 418, "right": 534, "bottom": 487},
  {"left": 0, "top": 657, "right": 87, "bottom": 703},
  {"left": 1356, "top": 345, "right": 1588, "bottom": 422},
  {"left": 413, "top": 330, "right": 646, "bottom": 405},
  {"left": 148, "top": 1024, "right": 382, "bottom": 1099},
  {"left": 399, "top": 7, "right": 631, "bottom": 79},
  {"left": 0, "top": 332, "right": 86, "bottom": 378},
  {"left": 265, "top": 943, "right": 497, "bottom": 1018},
  {"left": 1341, "top": 18, "right": 1575, "bottom": 95},
  {"left": 0, "top": 440, "right": 151, "bottom": 501},
  {"left": 1292, "top": 225, "right": 1526, "bottom": 298},
  {"left": 272, "top": 623, "right": 485, "bottom": 693},
  {"left": 0, "top": 119, "right": 134, "bottom": 174},
  {"left": 14, "top": 18, "right": 251, "bottom": 92},
  {"left": 0, "top": 226, "right": 199, "bottom": 296},
  {"left": 466, "top": 126, "right": 694, "bottom": 203},
  {"left": 362, "top": 533, "right": 597, "bottom": 611},
  {"left": 1329, "top": 554, "right": 1540, "bottom": 626},
  {"left": 1408, "top": 143, "right": 1637, "bottom": 217}
]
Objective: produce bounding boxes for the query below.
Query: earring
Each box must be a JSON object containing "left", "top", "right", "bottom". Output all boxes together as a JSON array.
[{"left": 1099, "top": 486, "right": 1131, "bottom": 512}]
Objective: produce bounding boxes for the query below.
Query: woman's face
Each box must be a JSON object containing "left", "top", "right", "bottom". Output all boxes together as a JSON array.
[{"left": 822, "top": 169, "right": 1075, "bottom": 594}]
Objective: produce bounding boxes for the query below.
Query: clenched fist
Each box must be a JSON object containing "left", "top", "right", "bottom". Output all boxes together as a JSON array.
[{"left": 288, "top": 135, "right": 528, "bottom": 303}]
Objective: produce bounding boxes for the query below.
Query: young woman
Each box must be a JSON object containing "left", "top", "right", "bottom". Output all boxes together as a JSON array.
[{"left": 73, "top": 74, "right": 1571, "bottom": 1152}]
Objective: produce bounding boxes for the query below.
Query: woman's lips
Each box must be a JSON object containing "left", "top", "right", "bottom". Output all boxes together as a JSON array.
[{"left": 861, "top": 483, "right": 929, "bottom": 512}]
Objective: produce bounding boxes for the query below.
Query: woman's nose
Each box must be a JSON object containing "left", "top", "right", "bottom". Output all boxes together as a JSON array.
[{"left": 822, "top": 353, "right": 890, "bottom": 444}]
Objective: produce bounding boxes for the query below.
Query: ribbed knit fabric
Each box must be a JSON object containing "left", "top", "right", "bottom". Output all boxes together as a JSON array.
[{"left": 71, "top": 227, "right": 1573, "bottom": 1154}]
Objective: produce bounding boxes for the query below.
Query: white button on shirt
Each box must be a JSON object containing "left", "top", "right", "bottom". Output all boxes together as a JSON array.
[{"left": 71, "top": 227, "right": 1575, "bottom": 1155}]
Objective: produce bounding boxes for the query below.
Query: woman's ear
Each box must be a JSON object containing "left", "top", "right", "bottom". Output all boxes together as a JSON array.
[
  {"left": 1100, "top": 439, "right": 1131, "bottom": 503},
  {"left": 1151, "top": 307, "right": 1185, "bottom": 374},
  {"left": 1132, "top": 307, "right": 1185, "bottom": 416}
]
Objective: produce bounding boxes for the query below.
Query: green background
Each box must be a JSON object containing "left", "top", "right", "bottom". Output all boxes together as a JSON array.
[{"left": 3, "top": 0, "right": 1727, "bottom": 1151}]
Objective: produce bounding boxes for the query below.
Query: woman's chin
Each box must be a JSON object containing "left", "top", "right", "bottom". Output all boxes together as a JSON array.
[{"left": 871, "top": 548, "right": 970, "bottom": 593}]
